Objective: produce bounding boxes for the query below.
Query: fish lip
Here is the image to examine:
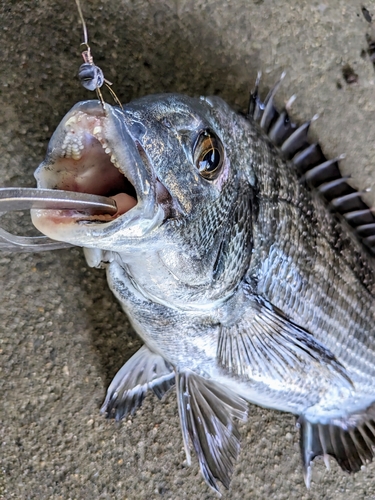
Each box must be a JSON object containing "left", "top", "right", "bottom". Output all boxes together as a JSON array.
[{"left": 32, "top": 100, "right": 165, "bottom": 242}]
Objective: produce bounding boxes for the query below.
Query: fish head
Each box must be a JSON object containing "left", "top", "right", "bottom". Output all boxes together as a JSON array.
[{"left": 32, "top": 95, "right": 256, "bottom": 300}]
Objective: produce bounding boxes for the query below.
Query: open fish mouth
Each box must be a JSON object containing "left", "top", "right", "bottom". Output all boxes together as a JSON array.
[
  {"left": 48, "top": 109, "right": 139, "bottom": 221},
  {"left": 31, "top": 101, "right": 166, "bottom": 248}
]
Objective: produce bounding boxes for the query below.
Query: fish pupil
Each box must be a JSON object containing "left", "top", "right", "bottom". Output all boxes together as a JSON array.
[
  {"left": 199, "top": 148, "right": 220, "bottom": 172},
  {"left": 193, "top": 129, "right": 224, "bottom": 180}
]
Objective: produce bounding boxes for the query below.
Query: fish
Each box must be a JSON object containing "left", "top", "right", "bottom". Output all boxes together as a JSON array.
[{"left": 25, "top": 70, "right": 375, "bottom": 494}]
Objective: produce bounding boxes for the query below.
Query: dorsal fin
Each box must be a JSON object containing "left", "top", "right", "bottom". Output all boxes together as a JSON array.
[{"left": 248, "top": 75, "right": 375, "bottom": 255}]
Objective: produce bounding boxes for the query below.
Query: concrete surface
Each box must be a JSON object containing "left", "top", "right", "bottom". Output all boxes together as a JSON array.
[{"left": 1, "top": 0, "right": 375, "bottom": 498}]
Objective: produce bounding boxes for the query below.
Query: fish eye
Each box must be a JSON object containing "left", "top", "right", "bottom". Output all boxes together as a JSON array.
[{"left": 193, "top": 130, "right": 224, "bottom": 180}]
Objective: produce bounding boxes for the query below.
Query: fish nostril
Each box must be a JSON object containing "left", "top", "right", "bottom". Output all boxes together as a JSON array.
[{"left": 128, "top": 120, "right": 147, "bottom": 139}]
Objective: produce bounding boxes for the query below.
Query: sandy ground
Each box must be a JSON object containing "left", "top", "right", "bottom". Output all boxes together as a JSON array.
[{"left": 1, "top": 0, "right": 375, "bottom": 498}]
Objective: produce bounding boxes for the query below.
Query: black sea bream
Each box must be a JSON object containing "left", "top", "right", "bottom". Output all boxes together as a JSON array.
[{"left": 30, "top": 78, "right": 375, "bottom": 492}]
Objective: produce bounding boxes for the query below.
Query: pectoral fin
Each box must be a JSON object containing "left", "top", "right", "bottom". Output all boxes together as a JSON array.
[
  {"left": 101, "top": 345, "right": 175, "bottom": 420},
  {"left": 176, "top": 370, "right": 248, "bottom": 493},
  {"left": 217, "top": 294, "right": 351, "bottom": 387},
  {"left": 299, "top": 402, "right": 375, "bottom": 487}
]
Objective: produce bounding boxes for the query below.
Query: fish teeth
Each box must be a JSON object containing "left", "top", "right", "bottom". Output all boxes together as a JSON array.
[
  {"left": 71, "top": 151, "right": 82, "bottom": 160},
  {"left": 62, "top": 130, "right": 84, "bottom": 160},
  {"left": 64, "top": 116, "right": 78, "bottom": 127},
  {"left": 62, "top": 111, "right": 112, "bottom": 162},
  {"left": 109, "top": 152, "right": 121, "bottom": 172}
]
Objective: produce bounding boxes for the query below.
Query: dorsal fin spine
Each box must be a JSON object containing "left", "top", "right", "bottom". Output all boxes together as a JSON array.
[{"left": 248, "top": 75, "right": 375, "bottom": 254}]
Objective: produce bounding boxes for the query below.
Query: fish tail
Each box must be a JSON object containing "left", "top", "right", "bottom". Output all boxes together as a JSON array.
[{"left": 298, "top": 403, "right": 375, "bottom": 487}]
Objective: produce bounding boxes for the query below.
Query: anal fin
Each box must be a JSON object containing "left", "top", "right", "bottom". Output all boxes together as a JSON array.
[
  {"left": 298, "top": 403, "right": 375, "bottom": 487},
  {"left": 176, "top": 370, "right": 248, "bottom": 494}
]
